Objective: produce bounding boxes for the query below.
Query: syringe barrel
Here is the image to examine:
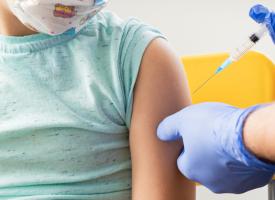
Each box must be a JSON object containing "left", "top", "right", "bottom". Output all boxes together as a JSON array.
[
  {"left": 255, "top": 24, "right": 268, "bottom": 38},
  {"left": 229, "top": 39, "right": 256, "bottom": 61},
  {"left": 229, "top": 25, "right": 268, "bottom": 62}
]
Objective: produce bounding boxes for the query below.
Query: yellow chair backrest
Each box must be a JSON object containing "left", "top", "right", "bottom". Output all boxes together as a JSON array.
[{"left": 182, "top": 51, "right": 275, "bottom": 107}]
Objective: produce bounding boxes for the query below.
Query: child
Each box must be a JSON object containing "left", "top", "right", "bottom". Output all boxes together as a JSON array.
[{"left": 0, "top": 0, "right": 195, "bottom": 199}]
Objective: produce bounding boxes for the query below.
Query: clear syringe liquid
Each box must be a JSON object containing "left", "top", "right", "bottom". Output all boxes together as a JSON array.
[
  {"left": 216, "top": 24, "right": 268, "bottom": 73},
  {"left": 193, "top": 24, "right": 268, "bottom": 95}
]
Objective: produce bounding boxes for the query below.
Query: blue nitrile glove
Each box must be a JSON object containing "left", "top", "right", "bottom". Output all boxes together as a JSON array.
[
  {"left": 250, "top": 4, "right": 275, "bottom": 44},
  {"left": 157, "top": 103, "right": 275, "bottom": 194}
]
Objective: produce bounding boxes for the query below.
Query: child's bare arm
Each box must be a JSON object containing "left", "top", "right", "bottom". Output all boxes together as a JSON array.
[{"left": 130, "top": 38, "right": 195, "bottom": 200}]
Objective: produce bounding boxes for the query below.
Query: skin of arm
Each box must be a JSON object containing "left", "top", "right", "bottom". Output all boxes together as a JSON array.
[
  {"left": 243, "top": 103, "right": 275, "bottom": 163},
  {"left": 130, "top": 38, "right": 195, "bottom": 200}
]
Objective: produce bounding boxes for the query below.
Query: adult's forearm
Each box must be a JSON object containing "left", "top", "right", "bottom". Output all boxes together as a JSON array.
[{"left": 243, "top": 103, "right": 275, "bottom": 162}]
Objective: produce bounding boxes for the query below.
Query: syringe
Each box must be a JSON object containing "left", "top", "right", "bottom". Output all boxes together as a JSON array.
[
  {"left": 216, "top": 24, "right": 268, "bottom": 73},
  {"left": 193, "top": 24, "right": 268, "bottom": 94}
]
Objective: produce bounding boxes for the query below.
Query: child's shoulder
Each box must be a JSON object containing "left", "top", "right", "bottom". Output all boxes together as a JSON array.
[{"left": 81, "top": 11, "right": 158, "bottom": 41}]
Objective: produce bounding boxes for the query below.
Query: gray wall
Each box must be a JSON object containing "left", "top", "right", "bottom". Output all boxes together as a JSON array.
[
  {"left": 108, "top": 0, "right": 275, "bottom": 199},
  {"left": 108, "top": 0, "right": 275, "bottom": 61}
]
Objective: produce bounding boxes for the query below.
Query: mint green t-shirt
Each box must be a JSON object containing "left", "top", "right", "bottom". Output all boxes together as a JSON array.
[{"left": 0, "top": 11, "right": 163, "bottom": 200}]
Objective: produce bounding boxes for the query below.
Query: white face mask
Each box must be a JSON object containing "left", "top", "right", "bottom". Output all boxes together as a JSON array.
[{"left": 7, "top": 0, "right": 108, "bottom": 35}]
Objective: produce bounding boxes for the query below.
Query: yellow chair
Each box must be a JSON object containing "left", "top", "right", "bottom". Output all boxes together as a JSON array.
[
  {"left": 181, "top": 51, "right": 275, "bottom": 200},
  {"left": 182, "top": 51, "right": 275, "bottom": 106}
]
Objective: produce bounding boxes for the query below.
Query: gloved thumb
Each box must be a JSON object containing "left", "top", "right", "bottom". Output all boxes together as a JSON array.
[
  {"left": 157, "top": 113, "right": 182, "bottom": 142},
  {"left": 249, "top": 4, "right": 269, "bottom": 23}
]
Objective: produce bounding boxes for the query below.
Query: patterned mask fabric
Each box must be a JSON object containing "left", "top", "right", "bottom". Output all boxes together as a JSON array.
[{"left": 7, "top": 0, "right": 108, "bottom": 35}]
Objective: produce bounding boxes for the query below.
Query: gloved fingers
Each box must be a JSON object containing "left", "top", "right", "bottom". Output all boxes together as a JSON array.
[
  {"left": 249, "top": 4, "right": 275, "bottom": 44},
  {"left": 157, "top": 113, "right": 182, "bottom": 141},
  {"left": 266, "top": 12, "right": 275, "bottom": 44},
  {"left": 249, "top": 4, "right": 269, "bottom": 23},
  {"left": 176, "top": 151, "right": 197, "bottom": 182}
]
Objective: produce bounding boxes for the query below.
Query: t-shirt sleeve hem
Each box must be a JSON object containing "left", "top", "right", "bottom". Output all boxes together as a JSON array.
[
  {"left": 117, "top": 18, "right": 166, "bottom": 128},
  {"left": 124, "top": 34, "right": 166, "bottom": 128}
]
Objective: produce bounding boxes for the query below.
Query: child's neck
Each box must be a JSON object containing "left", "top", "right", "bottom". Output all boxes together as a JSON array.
[{"left": 0, "top": 7, "right": 37, "bottom": 36}]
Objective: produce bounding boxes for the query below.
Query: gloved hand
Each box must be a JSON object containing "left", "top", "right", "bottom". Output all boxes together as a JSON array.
[
  {"left": 157, "top": 102, "right": 275, "bottom": 194},
  {"left": 250, "top": 4, "right": 275, "bottom": 44}
]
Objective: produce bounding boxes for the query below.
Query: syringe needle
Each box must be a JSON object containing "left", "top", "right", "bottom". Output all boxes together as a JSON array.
[
  {"left": 192, "top": 72, "right": 217, "bottom": 95},
  {"left": 191, "top": 24, "right": 268, "bottom": 95}
]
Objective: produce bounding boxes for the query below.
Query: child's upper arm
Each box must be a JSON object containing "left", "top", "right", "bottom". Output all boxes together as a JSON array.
[{"left": 130, "top": 38, "right": 195, "bottom": 200}]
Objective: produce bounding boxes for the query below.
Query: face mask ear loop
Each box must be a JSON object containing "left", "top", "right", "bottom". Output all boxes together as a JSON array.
[{"left": 94, "top": 0, "right": 108, "bottom": 7}]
